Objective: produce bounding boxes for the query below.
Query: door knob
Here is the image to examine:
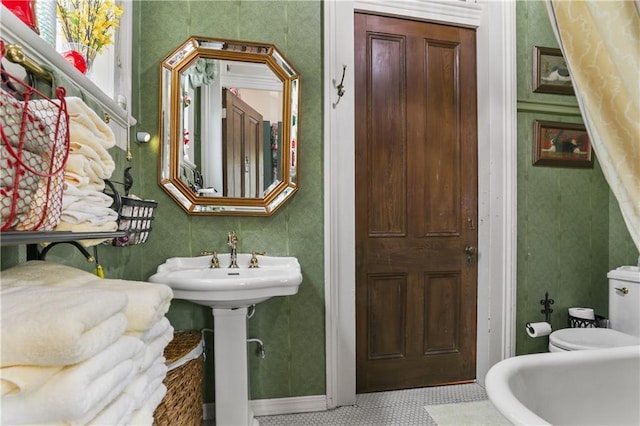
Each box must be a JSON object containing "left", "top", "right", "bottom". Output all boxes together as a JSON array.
[{"left": 464, "top": 245, "right": 477, "bottom": 265}]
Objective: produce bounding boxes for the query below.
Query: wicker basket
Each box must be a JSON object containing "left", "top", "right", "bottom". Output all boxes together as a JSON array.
[
  {"left": 154, "top": 331, "right": 204, "bottom": 426},
  {"left": 568, "top": 314, "right": 607, "bottom": 329}
]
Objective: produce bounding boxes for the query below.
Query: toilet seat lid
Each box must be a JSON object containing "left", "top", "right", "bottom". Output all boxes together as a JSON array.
[{"left": 550, "top": 328, "right": 640, "bottom": 351}]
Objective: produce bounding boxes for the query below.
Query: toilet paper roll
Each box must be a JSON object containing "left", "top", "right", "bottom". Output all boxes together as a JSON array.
[
  {"left": 526, "top": 321, "right": 552, "bottom": 338},
  {"left": 568, "top": 307, "right": 595, "bottom": 320}
]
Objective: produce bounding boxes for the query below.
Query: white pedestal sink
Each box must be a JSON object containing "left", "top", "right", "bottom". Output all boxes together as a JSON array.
[{"left": 149, "top": 253, "right": 302, "bottom": 425}]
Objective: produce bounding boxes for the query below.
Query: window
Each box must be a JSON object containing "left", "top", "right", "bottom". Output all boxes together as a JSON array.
[{"left": 29, "top": 0, "right": 135, "bottom": 149}]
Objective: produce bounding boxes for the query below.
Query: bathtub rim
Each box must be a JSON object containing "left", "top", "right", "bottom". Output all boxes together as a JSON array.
[{"left": 485, "top": 345, "right": 640, "bottom": 426}]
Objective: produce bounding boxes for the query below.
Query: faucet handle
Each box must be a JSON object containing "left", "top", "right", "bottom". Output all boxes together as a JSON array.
[
  {"left": 211, "top": 252, "right": 220, "bottom": 268},
  {"left": 200, "top": 251, "right": 220, "bottom": 268},
  {"left": 249, "top": 251, "right": 266, "bottom": 268}
]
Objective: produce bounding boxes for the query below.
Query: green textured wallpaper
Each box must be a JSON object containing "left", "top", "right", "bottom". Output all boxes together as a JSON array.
[
  {"left": 129, "top": 0, "right": 325, "bottom": 401},
  {"left": 515, "top": 1, "right": 637, "bottom": 355}
]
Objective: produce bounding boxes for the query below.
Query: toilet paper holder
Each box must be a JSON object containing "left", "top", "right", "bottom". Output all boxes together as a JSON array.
[{"left": 540, "top": 292, "right": 554, "bottom": 323}]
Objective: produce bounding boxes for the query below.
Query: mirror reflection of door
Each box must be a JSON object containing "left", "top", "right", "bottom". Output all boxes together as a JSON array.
[
  {"left": 160, "top": 37, "right": 300, "bottom": 215},
  {"left": 179, "top": 59, "right": 284, "bottom": 198},
  {"left": 223, "top": 88, "right": 264, "bottom": 198}
]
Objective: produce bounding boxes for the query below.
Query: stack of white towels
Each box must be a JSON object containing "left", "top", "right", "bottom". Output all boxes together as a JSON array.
[
  {"left": 0, "top": 261, "right": 174, "bottom": 425},
  {"left": 55, "top": 97, "right": 119, "bottom": 244}
]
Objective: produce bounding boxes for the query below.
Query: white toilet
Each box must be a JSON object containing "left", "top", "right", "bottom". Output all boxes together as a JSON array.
[{"left": 548, "top": 266, "right": 640, "bottom": 352}]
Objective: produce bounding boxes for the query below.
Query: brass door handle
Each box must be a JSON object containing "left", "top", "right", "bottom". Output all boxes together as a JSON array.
[
  {"left": 615, "top": 287, "right": 629, "bottom": 295},
  {"left": 464, "top": 245, "right": 477, "bottom": 255},
  {"left": 464, "top": 245, "right": 477, "bottom": 265}
]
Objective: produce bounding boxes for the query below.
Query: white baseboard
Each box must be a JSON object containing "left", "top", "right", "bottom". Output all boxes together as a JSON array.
[
  {"left": 251, "top": 395, "right": 328, "bottom": 416},
  {"left": 203, "top": 395, "right": 327, "bottom": 420}
]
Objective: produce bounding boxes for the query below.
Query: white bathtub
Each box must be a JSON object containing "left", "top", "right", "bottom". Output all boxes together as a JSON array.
[{"left": 485, "top": 345, "right": 640, "bottom": 425}]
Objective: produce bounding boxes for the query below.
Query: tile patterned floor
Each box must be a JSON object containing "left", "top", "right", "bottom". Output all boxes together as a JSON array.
[{"left": 256, "top": 383, "right": 490, "bottom": 425}]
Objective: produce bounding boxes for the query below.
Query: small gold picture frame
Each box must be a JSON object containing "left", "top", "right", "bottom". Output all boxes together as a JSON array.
[
  {"left": 533, "top": 46, "right": 574, "bottom": 95},
  {"left": 533, "top": 120, "right": 592, "bottom": 168}
]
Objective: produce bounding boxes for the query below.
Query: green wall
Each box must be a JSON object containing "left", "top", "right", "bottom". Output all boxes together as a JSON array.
[
  {"left": 515, "top": 1, "right": 638, "bottom": 355},
  {"left": 128, "top": 1, "right": 325, "bottom": 401}
]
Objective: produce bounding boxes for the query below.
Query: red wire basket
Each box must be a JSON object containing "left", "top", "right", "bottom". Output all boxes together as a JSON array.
[{"left": 0, "top": 41, "right": 70, "bottom": 231}]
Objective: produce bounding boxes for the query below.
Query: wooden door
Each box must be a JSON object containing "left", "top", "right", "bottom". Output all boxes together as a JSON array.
[
  {"left": 355, "top": 13, "right": 478, "bottom": 393},
  {"left": 223, "top": 89, "right": 264, "bottom": 197}
]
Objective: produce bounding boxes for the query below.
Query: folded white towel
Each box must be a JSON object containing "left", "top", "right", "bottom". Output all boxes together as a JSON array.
[
  {"left": 0, "top": 262, "right": 173, "bottom": 333},
  {"left": 65, "top": 97, "right": 116, "bottom": 149},
  {"left": 140, "top": 326, "right": 174, "bottom": 372},
  {"left": 126, "top": 353, "right": 168, "bottom": 411},
  {"left": 65, "top": 151, "right": 93, "bottom": 178},
  {"left": 1, "top": 336, "right": 143, "bottom": 425},
  {"left": 84, "top": 391, "right": 136, "bottom": 426},
  {"left": 65, "top": 149, "right": 113, "bottom": 185},
  {"left": 144, "top": 368, "right": 168, "bottom": 407},
  {"left": 63, "top": 171, "right": 92, "bottom": 190},
  {"left": 129, "top": 407, "right": 154, "bottom": 426},
  {"left": 58, "top": 182, "right": 119, "bottom": 231},
  {"left": 130, "top": 383, "right": 167, "bottom": 426},
  {"left": 60, "top": 206, "right": 119, "bottom": 226},
  {"left": 130, "top": 385, "right": 167, "bottom": 426},
  {"left": 60, "top": 193, "right": 119, "bottom": 225},
  {"left": 0, "top": 260, "right": 97, "bottom": 288},
  {"left": 126, "top": 316, "right": 172, "bottom": 343},
  {"left": 1, "top": 364, "right": 62, "bottom": 396},
  {"left": 123, "top": 372, "right": 149, "bottom": 410},
  {"left": 67, "top": 141, "right": 115, "bottom": 181},
  {"left": 89, "top": 279, "right": 173, "bottom": 332},
  {"left": 62, "top": 184, "right": 115, "bottom": 210},
  {"left": 75, "top": 361, "right": 136, "bottom": 425},
  {"left": 146, "top": 359, "right": 168, "bottom": 383},
  {"left": 0, "top": 286, "right": 128, "bottom": 367},
  {"left": 146, "top": 382, "right": 168, "bottom": 413}
]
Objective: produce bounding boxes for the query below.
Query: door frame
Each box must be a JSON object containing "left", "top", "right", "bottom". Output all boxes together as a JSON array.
[{"left": 323, "top": 0, "right": 518, "bottom": 408}]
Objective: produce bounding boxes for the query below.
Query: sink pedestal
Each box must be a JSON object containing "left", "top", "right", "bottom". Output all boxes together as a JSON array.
[{"left": 213, "top": 307, "right": 257, "bottom": 425}]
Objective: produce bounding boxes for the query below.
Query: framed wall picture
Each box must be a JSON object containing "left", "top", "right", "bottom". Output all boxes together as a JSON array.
[
  {"left": 533, "top": 120, "right": 592, "bottom": 168},
  {"left": 533, "top": 46, "right": 574, "bottom": 95}
]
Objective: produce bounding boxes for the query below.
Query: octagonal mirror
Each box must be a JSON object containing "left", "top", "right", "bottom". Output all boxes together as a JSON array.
[{"left": 159, "top": 36, "right": 300, "bottom": 215}]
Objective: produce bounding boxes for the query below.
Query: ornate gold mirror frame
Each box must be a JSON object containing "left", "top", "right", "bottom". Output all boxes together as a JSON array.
[{"left": 159, "top": 36, "right": 300, "bottom": 215}]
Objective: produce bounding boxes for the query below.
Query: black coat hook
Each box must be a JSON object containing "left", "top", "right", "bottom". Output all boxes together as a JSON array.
[{"left": 333, "top": 65, "right": 347, "bottom": 107}]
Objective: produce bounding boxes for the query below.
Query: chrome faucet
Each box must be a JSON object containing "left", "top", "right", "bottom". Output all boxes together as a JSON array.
[{"left": 227, "top": 231, "right": 239, "bottom": 268}]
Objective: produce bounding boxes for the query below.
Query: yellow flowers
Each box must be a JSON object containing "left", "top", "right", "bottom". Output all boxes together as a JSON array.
[{"left": 56, "top": 0, "right": 123, "bottom": 63}]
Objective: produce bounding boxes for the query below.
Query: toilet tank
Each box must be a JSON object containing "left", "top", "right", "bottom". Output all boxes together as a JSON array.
[{"left": 608, "top": 266, "right": 640, "bottom": 337}]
